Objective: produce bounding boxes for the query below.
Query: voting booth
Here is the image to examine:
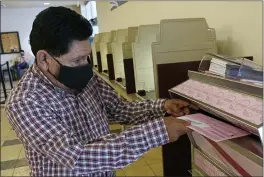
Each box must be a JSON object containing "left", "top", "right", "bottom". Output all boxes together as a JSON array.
[
  {"left": 152, "top": 18, "right": 217, "bottom": 99},
  {"left": 122, "top": 27, "right": 138, "bottom": 94},
  {"left": 91, "top": 34, "right": 102, "bottom": 71},
  {"left": 151, "top": 18, "right": 217, "bottom": 176},
  {"left": 112, "top": 29, "right": 128, "bottom": 87},
  {"left": 169, "top": 70, "right": 263, "bottom": 176},
  {"left": 132, "top": 24, "right": 159, "bottom": 99},
  {"left": 111, "top": 27, "right": 138, "bottom": 93},
  {"left": 99, "top": 31, "right": 116, "bottom": 79}
]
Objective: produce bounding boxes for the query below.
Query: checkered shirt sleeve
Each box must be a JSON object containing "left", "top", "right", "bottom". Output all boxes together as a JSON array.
[
  {"left": 6, "top": 90, "right": 169, "bottom": 174},
  {"left": 95, "top": 75, "right": 167, "bottom": 125}
]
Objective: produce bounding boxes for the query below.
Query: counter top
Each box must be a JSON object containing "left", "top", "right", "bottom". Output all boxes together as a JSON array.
[{"left": 94, "top": 69, "right": 142, "bottom": 102}]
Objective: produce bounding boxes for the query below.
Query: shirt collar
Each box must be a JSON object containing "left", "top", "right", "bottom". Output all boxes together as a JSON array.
[
  {"left": 32, "top": 63, "right": 54, "bottom": 86},
  {"left": 32, "top": 63, "right": 67, "bottom": 97}
]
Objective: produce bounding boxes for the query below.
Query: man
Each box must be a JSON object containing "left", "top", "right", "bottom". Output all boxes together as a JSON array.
[
  {"left": 10, "top": 50, "right": 30, "bottom": 79},
  {"left": 6, "top": 7, "right": 191, "bottom": 176}
]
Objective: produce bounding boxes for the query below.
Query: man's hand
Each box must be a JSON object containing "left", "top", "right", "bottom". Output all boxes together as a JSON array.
[
  {"left": 163, "top": 117, "right": 192, "bottom": 142},
  {"left": 164, "top": 99, "right": 191, "bottom": 117}
]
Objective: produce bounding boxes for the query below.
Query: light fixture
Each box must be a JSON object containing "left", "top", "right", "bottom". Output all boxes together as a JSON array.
[{"left": 44, "top": 2, "right": 50, "bottom": 5}]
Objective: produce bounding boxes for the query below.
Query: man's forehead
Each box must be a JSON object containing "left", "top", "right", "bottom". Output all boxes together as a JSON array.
[{"left": 66, "top": 40, "right": 91, "bottom": 58}]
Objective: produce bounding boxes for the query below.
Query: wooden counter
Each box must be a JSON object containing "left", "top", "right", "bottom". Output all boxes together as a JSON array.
[{"left": 94, "top": 69, "right": 141, "bottom": 102}]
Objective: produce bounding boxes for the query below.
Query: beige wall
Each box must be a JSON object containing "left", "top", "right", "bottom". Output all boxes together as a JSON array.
[
  {"left": 97, "top": 1, "right": 262, "bottom": 65},
  {"left": 66, "top": 5, "right": 81, "bottom": 14}
]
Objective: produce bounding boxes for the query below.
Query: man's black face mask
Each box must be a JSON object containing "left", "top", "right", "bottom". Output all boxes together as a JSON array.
[{"left": 48, "top": 55, "right": 93, "bottom": 90}]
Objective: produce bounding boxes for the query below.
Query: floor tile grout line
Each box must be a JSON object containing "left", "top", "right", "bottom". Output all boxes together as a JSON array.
[
  {"left": 1, "top": 129, "right": 12, "bottom": 142},
  {"left": 1, "top": 145, "right": 25, "bottom": 171},
  {"left": 18, "top": 147, "right": 24, "bottom": 161},
  {"left": 1, "top": 158, "right": 18, "bottom": 171},
  {"left": 2, "top": 139, "right": 22, "bottom": 147},
  {"left": 147, "top": 164, "right": 157, "bottom": 177},
  {"left": 122, "top": 158, "right": 157, "bottom": 177},
  {"left": 122, "top": 168, "right": 128, "bottom": 177},
  {"left": 119, "top": 169, "right": 126, "bottom": 177},
  {"left": 142, "top": 156, "right": 162, "bottom": 167},
  {"left": 14, "top": 148, "right": 26, "bottom": 169},
  {"left": 145, "top": 161, "right": 163, "bottom": 166},
  {"left": 0, "top": 167, "right": 15, "bottom": 176},
  {"left": 1, "top": 159, "right": 29, "bottom": 172},
  {"left": 11, "top": 167, "right": 15, "bottom": 177}
]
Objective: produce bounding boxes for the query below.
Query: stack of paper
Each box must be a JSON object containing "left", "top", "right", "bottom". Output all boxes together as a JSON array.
[
  {"left": 208, "top": 58, "right": 237, "bottom": 77},
  {"left": 240, "top": 79, "right": 263, "bottom": 86},
  {"left": 226, "top": 65, "right": 263, "bottom": 82},
  {"left": 208, "top": 56, "right": 263, "bottom": 82}
]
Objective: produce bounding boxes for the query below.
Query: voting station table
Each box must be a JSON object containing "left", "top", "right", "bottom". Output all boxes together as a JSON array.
[{"left": 94, "top": 69, "right": 140, "bottom": 102}]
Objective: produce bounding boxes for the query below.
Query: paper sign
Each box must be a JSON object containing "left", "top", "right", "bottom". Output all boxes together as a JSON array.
[{"left": 179, "top": 113, "right": 250, "bottom": 142}]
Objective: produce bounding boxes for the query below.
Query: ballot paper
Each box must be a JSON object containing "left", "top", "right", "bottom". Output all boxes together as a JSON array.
[{"left": 178, "top": 113, "right": 250, "bottom": 142}]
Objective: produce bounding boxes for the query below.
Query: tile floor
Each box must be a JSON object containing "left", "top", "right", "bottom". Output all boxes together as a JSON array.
[
  {"left": 1, "top": 107, "right": 163, "bottom": 176},
  {"left": 1, "top": 81, "right": 13, "bottom": 103}
]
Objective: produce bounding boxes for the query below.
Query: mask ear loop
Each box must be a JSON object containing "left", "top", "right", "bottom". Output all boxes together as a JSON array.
[
  {"left": 87, "top": 55, "right": 92, "bottom": 64},
  {"left": 48, "top": 53, "right": 63, "bottom": 66},
  {"left": 46, "top": 53, "right": 62, "bottom": 79}
]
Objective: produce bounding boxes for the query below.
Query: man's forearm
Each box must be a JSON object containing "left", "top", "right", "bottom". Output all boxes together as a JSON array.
[
  {"left": 97, "top": 75, "right": 166, "bottom": 124},
  {"left": 150, "top": 99, "right": 167, "bottom": 117},
  {"left": 74, "top": 118, "right": 169, "bottom": 174},
  {"left": 108, "top": 99, "right": 167, "bottom": 125}
]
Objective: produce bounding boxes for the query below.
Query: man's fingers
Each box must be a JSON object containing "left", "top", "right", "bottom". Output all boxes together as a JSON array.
[
  {"left": 168, "top": 107, "right": 181, "bottom": 115},
  {"left": 183, "top": 107, "right": 190, "bottom": 115},
  {"left": 172, "top": 99, "right": 189, "bottom": 108},
  {"left": 174, "top": 121, "right": 192, "bottom": 132},
  {"left": 170, "top": 112, "right": 182, "bottom": 117},
  {"left": 179, "top": 127, "right": 193, "bottom": 133},
  {"left": 173, "top": 118, "right": 188, "bottom": 124},
  {"left": 163, "top": 117, "right": 192, "bottom": 142},
  {"left": 168, "top": 107, "right": 190, "bottom": 116},
  {"left": 189, "top": 104, "right": 199, "bottom": 110},
  {"left": 177, "top": 119, "right": 191, "bottom": 126},
  {"left": 164, "top": 117, "right": 191, "bottom": 127}
]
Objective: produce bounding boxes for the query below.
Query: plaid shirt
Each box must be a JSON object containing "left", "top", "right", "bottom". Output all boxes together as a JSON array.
[{"left": 5, "top": 64, "right": 169, "bottom": 176}]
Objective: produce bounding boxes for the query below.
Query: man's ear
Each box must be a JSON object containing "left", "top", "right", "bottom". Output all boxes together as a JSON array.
[{"left": 36, "top": 50, "right": 50, "bottom": 71}]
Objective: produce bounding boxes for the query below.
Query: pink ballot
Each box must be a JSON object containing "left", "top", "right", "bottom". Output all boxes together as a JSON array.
[
  {"left": 178, "top": 113, "right": 250, "bottom": 142},
  {"left": 172, "top": 80, "right": 263, "bottom": 126}
]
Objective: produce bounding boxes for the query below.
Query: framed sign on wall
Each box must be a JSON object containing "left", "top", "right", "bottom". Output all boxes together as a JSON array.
[
  {"left": 0, "top": 40, "right": 2, "bottom": 54},
  {"left": 0, "top": 31, "right": 21, "bottom": 54},
  {"left": 110, "top": 1, "right": 128, "bottom": 11}
]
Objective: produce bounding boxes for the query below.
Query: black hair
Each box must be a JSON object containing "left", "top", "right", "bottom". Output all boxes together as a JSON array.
[{"left": 30, "top": 6, "right": 93, "bottom": 57}]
